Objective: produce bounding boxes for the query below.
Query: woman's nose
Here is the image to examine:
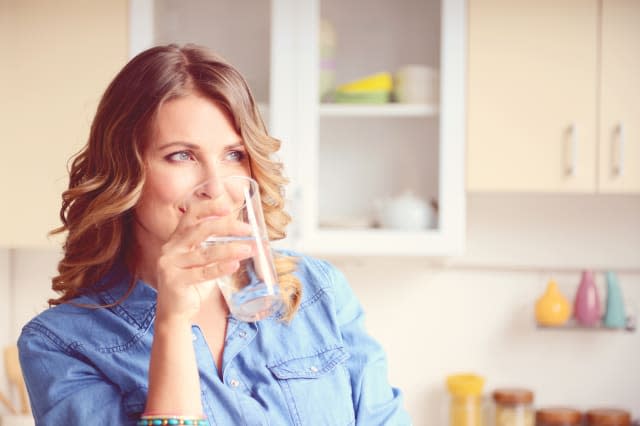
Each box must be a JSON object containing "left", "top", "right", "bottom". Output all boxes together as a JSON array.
[{"left": 195, "top": 177, "right": 224, "bottom": 200}]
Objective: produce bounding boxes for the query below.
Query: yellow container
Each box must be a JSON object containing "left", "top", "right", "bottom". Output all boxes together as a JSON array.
[
  {"left": 446, "top": 373, "right": 485, "bottom": 426},
  {"left": 535, "top": 279, "right": 571, "bottom": 326},
  {"left": 336, "top": 72, "right": 393, "bottom": 92}
]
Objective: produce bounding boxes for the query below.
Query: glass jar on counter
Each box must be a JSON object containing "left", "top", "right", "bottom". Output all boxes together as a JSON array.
[
  {"left": 492, "top": 389, "right": 534, "bottom": 426},
  {"left": 536, "top": 408, "right": 582, "bottom": 426},
  {"left": 446, "top": 373, "right": 486, "bottom": 426},
  {"left": 586, "top": 409, "right": 631, "bottom": 426}
]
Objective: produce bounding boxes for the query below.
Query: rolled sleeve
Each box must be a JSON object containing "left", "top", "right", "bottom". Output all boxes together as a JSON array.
[
  {"left": 18, "top": 324, "right": 135, "bottom": 425},
  {"left": 324, "top": 262, "right": 412, "bottom": 425}
]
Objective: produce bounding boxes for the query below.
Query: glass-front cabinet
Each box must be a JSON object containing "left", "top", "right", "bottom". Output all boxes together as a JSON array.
[{"left": 138, "top": 0, "right": 466, "bottom": 256}]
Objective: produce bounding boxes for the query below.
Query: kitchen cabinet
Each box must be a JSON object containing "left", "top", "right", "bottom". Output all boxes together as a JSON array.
[
  {"left": 0, "top": 0, "right": 128, "bottom": 247},
  {"left": 467, "top": 0, "right": 640, "bottom": 193},
  {"left": 270, "top": 0, "right": 466, "bottom": 256},
  {"left": 134, "top": 0, "right": 466, "bottom": 256},
  {"left": 598, "top": 0, "right": 640, "bottom": 192}
]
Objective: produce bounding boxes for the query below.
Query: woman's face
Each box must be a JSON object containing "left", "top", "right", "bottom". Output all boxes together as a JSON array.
[{"left": 133, "top": 93, "right": 251, "bottom": 251}]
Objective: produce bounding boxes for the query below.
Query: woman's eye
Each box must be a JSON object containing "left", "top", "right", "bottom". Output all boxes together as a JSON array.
[
  {"left": 225, "top": 149, "right": 247, "bottom": 163},
  {"left": 167, "top": 151, "right": 195, "bottom": 162}
]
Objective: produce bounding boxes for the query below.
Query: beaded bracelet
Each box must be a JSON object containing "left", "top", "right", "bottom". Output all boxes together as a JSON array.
[{"left": 137, "top": 415, "right": 209, "bottom": 425}]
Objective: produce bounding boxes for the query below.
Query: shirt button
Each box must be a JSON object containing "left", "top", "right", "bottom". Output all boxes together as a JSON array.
[
  {"left": 230, "top": 379, "right": 240, "bottom": 388},
  {"left": 192, "top": 333, "right": 197, "bottom": 341},
  {"left": 309, "top": 366, "right": 318, "bottom": 373}
]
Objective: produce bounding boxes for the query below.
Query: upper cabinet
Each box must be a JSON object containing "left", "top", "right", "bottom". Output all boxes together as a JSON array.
[
  {"left": 467, "top": 0, "right": 640, "bottom": 193},
  {"left": 271, "top": 0, "right": 466, "bottom": 256},
  {"left": 598, "top": 0, "right": 640, "bottom": 192},
  {"left": 0, "top": 0, "right": 128, "bottom": 248}
]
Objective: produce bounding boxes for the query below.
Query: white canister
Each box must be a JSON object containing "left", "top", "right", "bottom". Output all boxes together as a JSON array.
[{"left": 394, "top": 65, "right": 439, "bottom": 104}]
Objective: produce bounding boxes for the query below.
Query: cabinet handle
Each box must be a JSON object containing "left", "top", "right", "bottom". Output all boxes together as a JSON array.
[
  {"left": 566, "top": 123, "right": 578, "bottom": 176},
  {"left": 613, "top": 122, "right": 625, "bottom": 176}
]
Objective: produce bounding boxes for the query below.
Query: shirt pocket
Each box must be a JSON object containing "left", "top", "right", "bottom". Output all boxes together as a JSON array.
[{"left": 268, "top": 347, "right": 355, "bottom": 426}]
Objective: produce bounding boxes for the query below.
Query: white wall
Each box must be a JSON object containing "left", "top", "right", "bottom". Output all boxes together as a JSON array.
[
  {"left": 331, "top": 194, "right": 640, "bottom": 425},
  {"left": 2, "top": 194, "right": 639, "bottom": 424}
]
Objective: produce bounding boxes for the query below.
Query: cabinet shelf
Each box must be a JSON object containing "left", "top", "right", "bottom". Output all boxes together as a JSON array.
[
  {"left": 301, "top": 228, "right": 462, "bottom": 257},
  {"left": 319, "top": 103, "right": 439, "bottom": 117},
  {"left": 536, "top": 317, "right": 636, "bottom": 332}
]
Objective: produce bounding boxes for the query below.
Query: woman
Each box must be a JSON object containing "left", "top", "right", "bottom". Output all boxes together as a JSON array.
[{"left": 18, "top": 44, "right": 410, "bottom": 425}]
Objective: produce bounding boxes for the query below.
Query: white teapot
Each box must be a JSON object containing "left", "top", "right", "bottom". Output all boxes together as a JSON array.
[{"left": 375, "top": 190, "right": 435, "bottom": 230}]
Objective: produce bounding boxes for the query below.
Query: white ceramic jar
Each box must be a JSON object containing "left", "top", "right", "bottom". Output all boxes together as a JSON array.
[
  {"left": 394, "top": 65, "right": 439, "bottom": 104},
  {"left": 375, "top": 190, "right": 435, "bottom": 230}
]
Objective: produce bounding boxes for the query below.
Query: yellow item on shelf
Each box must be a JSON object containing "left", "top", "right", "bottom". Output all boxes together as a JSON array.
[
  {"left": 535, "top": 279, "right": 572, "bottom": 326},
  {"left": 336, "top": 72, "right": 393, "bottom": 92},
  {"left": 446, "top": 374, "right": 485, "bottom": 396},
  {"left": 446, "top": 373, "right": 485, "bottom": 426}
]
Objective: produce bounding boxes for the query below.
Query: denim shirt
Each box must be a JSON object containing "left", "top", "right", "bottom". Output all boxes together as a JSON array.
[{"left": 18, "top": 252, "right": 411, "bottom": 425}]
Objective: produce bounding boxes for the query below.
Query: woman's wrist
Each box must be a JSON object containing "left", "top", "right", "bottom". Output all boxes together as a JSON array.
[
  {"left": 147, "top": 308, "right": 202, "bottom": 415},
  {"left": 154, "top": 309, "right": 193, "bottom": 330},
  {"left": 138, "top": 414, "right": 208, "bottom": 425}
]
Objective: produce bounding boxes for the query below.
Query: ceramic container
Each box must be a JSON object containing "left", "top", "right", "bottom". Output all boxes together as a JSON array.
[
  {"left": 375, "top": 190, "right": 435, "bottom": 230},
  {"left": 394, "top": 65, "right": 439, "bottom": 104},
  {"left": 603, "top": 271, "right": 626, "bottom": 328},
  {"left": 535, "top": 279, "right": 571, "bottom": 326},
  {"left": 574, "top": 270, "right": 601, "bottom": 326}
]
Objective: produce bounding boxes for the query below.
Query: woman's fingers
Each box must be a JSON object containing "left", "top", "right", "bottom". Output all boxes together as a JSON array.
[
  {"left": 168, "top": 216, "right": 253, "bottom": 252},
  {"left": 185, "top": 259, "right": 240, "bottom": 284},
  {"left": 156, "top": 197, "right": 256, "bottom": 300},
  {"left": 173, "top": 240, "right": 254, "bottom": 269}
]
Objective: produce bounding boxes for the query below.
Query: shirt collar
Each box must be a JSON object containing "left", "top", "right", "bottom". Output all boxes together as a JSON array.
[{"left": 95, "top": 262, "right": 157, "bottom": 330}]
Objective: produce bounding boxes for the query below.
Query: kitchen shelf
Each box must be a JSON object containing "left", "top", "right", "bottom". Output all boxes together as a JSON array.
[
  {"left": 536, "top": 317, "right": 636, "bottom": 332},
  {"left": 302, "top": 228, "right": 463, "bottom": 257},
  {"left": 319, "top": 103, "right": 439, "bottom": 117}
]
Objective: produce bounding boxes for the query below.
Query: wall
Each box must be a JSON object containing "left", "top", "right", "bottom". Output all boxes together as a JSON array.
[
  {"left": 1, "top": 194, "right": 639, "bottom": 424},
  {"left": 0, "top": 0, "right": 128, "bottom": 248}
]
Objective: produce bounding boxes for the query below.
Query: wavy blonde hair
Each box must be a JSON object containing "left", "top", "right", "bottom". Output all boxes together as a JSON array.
[{"left": 50, "top": 44, "right": 301, "bottom": 321}]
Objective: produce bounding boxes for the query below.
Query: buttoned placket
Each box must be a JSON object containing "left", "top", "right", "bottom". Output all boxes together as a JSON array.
[
  {"left": 190, "top": 317, "right": 258, "bottom": 421},
  {"left": 221, "top": 319, "right": 257, "bottom": 389},
  {"left": 222, "top": 318, "right": 273, "bottom": 426}
]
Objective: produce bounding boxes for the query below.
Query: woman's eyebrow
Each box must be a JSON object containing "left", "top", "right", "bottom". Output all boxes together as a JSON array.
[
  {"left": 226, "top": 141, "right": 245, "bottom": 149},
  {"left": 156, "top": 140, "right": 245, "bottom": 151},
  {"left": 157, "top": 141, "right": 201, "bottom": 151}
]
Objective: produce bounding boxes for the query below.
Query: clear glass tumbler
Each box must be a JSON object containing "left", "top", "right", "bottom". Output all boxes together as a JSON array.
[{"left": 181, "top": 175, "right": 282, "bottom": 322}]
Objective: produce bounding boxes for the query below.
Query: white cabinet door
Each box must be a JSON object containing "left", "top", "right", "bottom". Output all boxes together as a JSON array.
[
  {"left": 467, "top": 0, "right": 599, "bottom": 192},
  {"left": 271, "top": 0, "right": 466, "bottom": 256},
  {"left": 598, "top": 0, "right": 640, "bottom": 193}
]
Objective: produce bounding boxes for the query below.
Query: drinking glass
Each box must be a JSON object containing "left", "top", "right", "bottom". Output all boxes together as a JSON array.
[{"left": 181, "top": 175, "right": 282, "bottom": 322}]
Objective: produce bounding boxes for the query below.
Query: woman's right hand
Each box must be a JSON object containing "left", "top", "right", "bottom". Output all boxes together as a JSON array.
[{"left": 153, "top": 198, "right": 253, "bottom": 323}]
